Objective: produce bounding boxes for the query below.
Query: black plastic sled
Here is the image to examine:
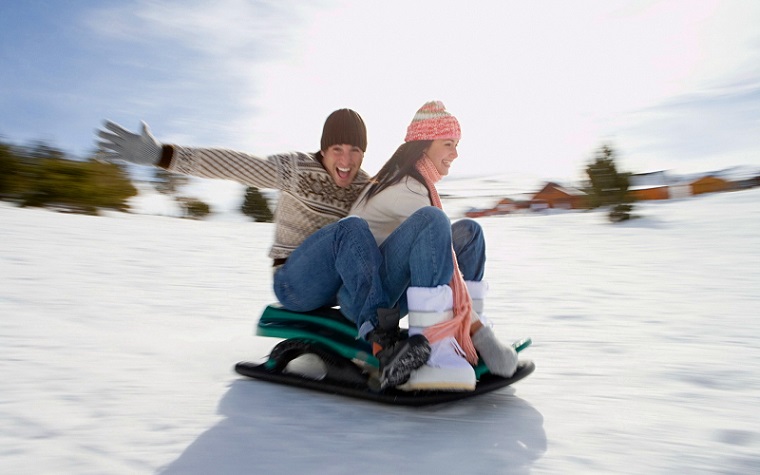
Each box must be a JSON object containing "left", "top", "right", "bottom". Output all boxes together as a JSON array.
[{"left": 235, "top": 304, "right": 535, "bottom": 406}]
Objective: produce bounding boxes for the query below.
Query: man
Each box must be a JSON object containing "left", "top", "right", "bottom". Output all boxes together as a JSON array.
[{"left": 96, "top": 109, "right": 429, "bottom": 387}]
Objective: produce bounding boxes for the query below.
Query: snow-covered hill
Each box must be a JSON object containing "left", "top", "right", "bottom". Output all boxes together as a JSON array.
[{"left": 1, "top": 187, "right": 759, "bottom": 474}]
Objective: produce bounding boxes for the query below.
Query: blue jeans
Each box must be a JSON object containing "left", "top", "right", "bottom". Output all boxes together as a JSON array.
[
  {"left": 380, "top": 207, "right": 486, "bottom": 315},
  {"left": 452, "top": 217, "right": 486, "bottom": 281},
  {"left": 273, "top": 216, "right": 387, "bottom": 338}
]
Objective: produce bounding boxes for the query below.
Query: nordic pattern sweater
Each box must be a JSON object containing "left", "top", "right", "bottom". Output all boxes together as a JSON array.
[{"left": 159, "top": 145, "right": 369, "bottom": 259}]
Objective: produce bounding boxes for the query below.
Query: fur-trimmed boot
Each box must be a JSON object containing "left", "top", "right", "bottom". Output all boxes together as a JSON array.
[
  {"left": 467, "top": 280, "right": 518, "bottom": 378},
  {"left": 398, "top": 285, "right": 476, "bottom": 391}
]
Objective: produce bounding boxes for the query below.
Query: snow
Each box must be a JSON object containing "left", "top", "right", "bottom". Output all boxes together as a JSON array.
[{"left": 2, "top": 187, "right": 759, "bottom": 474}]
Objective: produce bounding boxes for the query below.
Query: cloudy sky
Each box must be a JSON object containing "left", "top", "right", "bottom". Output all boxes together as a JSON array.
[{"left": 2, "top": 0, "right": 759, "bottom": 188}]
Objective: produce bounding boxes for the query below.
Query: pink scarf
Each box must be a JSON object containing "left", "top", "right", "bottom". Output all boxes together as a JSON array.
[{"left": 415, "top": 157, "right": 478, "bottom": 365}]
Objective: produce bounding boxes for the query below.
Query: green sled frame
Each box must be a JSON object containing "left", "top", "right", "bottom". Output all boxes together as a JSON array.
[{"left": 235, "top": 303, "right": 535, "bottom": 406}]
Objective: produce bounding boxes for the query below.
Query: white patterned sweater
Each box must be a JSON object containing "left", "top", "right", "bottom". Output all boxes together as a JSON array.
[{"left": 160, "top": 145, "right": 369, "bottom": 260}]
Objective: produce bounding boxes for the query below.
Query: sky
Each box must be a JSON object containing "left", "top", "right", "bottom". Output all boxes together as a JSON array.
[{"left": 1, "top": 0, "right": 759, "bottom": 193}]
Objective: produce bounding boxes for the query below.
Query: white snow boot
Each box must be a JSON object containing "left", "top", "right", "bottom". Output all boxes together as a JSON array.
[
  {"left": 466, "top": 280, "right": 488, "bottom": 317},
  {"left": 398, "top": 285, "right": 476, "bottom": 391},
  {"left": 466, "top": 280, "right": 518, "bottom": 378}
]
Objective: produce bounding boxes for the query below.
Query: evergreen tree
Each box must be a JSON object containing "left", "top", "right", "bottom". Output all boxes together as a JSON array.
[
  {"left": 0, "top": 140, "right": 138, "bottom": 214},
  {"left": 85, "top": 160, "right": 139, "bottom": 211},
  {"left": 585, "top": 144, "right": 635, "bottom": 222},
  {"left": 241, "top": 186, "right": 274, "bottom": 222},
  {"left": 0, "top": 142, "right": 20, "bottom": 197},
  {"left": 17, "top": 157, "right": 137, "bottom": 214},
  {"left": 178, "top": 197, "right": 211, "bottom": 219},
  {"left": 153, "top": 168, "right": 188, "bottom": 195},
  {"left": 25, "top": 141, "right": 67, "bottom": 161}
]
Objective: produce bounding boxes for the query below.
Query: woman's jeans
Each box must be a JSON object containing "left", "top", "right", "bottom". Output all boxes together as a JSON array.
[
  {"left": 380, "top": 206, "right": 486, "bottom": 315},
  {"left": 273, "top": 208, "right": 486, "bottom": 337}
]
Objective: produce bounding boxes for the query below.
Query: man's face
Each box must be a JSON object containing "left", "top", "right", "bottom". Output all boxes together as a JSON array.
[{"left": 321, "top": 144, "right": 364, "bottom": 188}]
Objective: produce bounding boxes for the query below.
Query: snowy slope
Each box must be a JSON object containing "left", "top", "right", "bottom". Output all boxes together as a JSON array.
[{"left": 1, "top": 187, "right": 759, "bottom": 474}]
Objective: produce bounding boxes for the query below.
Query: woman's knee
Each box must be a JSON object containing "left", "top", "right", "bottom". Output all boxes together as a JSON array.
[{"left": 412, "top": 206, "right": 450, "bottom": 230}]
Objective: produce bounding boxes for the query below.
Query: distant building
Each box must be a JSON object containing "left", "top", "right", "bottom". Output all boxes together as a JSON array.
[
  {"left": 463, "top": 208, "right": 490, "bottom": 218},
  {"left": 628, "top": 171, "right": 671, "bottom": 201},
  {"left": 494, "top": 198, "right": 517, "bottom": 213},
  {"left": 464, "top": 197, "right": 518, "bottom": 218},
  {"left": 713, "top": 165, "right": 760, "bottom": 188},
  {"left": 531, "top": 182, "right": 588, "bottom": 210},
  {"left": 629, "top": 186, "right": 670, "bottom": 201},
  {"left": 690, "top": 175, "right": 730, "bottom": 195},
  {"left": 463, "top": 165, "right": 759, "bottom": 220}
]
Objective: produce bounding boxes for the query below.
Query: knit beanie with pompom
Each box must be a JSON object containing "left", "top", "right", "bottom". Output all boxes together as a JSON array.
[{"left": 404, "top": 101, "right": 461, "bottom": 142}]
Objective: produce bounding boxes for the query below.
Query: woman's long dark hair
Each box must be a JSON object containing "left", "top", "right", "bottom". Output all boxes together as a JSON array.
[{"left": 359, "top": 140, "right": 432, "bottom": 204}]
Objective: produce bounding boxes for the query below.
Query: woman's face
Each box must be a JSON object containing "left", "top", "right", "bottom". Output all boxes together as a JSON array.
[{"left": 424, "top": 139, "right": 459, "bottom": 176}]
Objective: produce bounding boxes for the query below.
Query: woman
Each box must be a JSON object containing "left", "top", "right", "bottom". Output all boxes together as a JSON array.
[{"left": 350, "top": 101, "right": 517, "bottom": 391}]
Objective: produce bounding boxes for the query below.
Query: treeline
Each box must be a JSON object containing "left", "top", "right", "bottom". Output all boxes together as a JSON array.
[
  {"left": 0, "top": 140, "right": 136, "bottom": 215},
  {"left": 0, "top": 138, "right": 274, "bottom": 221},
  {"left": 4, "top": 137, "right": 634, "bottom": 223}
]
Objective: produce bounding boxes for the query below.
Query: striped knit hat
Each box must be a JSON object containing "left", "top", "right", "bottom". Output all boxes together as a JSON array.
[{"left": 404, "top": 101, "right": 461, "bottom": 142}]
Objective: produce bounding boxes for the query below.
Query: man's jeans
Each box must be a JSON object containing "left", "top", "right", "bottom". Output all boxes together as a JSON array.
[{"left": 273, "top": 216, "right": 387, "bottom": 338}]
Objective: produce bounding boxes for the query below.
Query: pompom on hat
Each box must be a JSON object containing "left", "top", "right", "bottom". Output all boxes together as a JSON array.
[
  {"left": 404, "top": 101, "right": 461, "bottom": 142},
  {"left": 321, "top": 108, "right": 368, "bottom": 152}
]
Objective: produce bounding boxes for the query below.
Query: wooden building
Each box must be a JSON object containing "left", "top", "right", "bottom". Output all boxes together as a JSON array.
[
  {"left": 531, "top": 182, "right": 588, "bottom": 210},
  {"left": 464, "top": 198, "right": 518, "bottom": 218},
  {"left": 691, "top": 176, "right": 730, "bottom": 195},
  {"left": 628, "top": 186, "right": 670, "bottom": 201},
  {"left": 628, "top": 171, "right": 671, "bottom": 201}
]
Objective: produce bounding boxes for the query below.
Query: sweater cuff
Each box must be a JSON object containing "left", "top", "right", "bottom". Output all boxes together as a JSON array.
[{"left": 158, "top": 144, "right": 175, "bottom": 169}]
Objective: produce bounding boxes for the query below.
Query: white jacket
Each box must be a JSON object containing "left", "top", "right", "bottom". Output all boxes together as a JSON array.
[{"left": 349, "top": 177, "right": 431, "bottom": 246}]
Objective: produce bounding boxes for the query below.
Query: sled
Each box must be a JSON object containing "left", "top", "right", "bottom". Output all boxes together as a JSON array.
[{"left": 235, "top": 304, "right": 535, "bottom": 406}]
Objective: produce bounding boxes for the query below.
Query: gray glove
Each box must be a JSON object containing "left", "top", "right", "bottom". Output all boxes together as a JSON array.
[{"left": 97, "top": 120, "right": 162, "bottom": 166}]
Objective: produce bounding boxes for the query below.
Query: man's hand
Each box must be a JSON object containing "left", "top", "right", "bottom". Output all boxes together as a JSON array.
[{"left": 96, "top": 121, "right": 162, "bottom": 166}]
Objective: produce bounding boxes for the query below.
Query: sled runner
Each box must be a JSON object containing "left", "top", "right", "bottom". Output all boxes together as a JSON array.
[{"left": 235, "top": 304, "right": 535, "bottom": 406}]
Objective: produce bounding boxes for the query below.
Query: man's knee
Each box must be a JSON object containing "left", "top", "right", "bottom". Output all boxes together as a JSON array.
[
  {"left": 339, "top": 215, "right": 371, "bottom": 233},
  {"left": 453, "top": 218, "right": 483, "bottom": 240}
]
